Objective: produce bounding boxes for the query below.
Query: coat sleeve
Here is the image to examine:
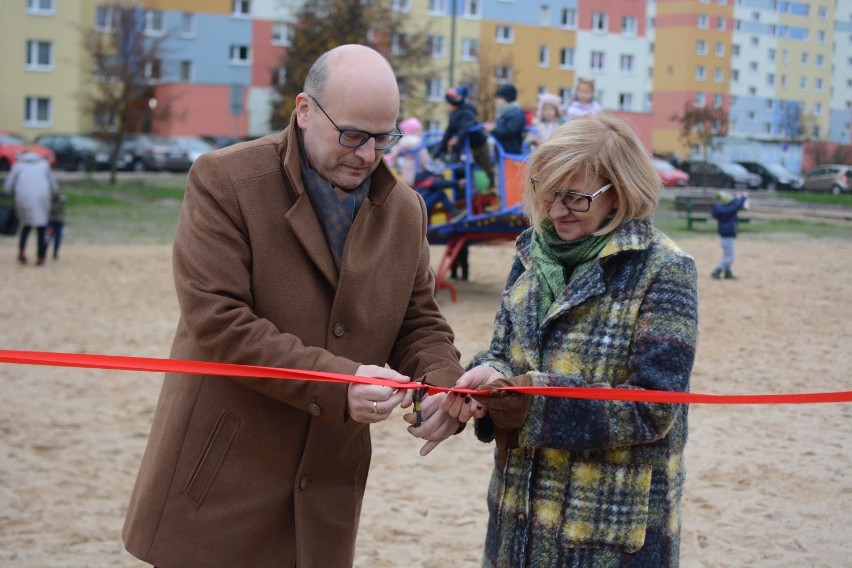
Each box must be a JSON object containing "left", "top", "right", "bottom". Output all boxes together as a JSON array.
[{"left": 521, "top": 251, "right": 699, "bottom": 450}]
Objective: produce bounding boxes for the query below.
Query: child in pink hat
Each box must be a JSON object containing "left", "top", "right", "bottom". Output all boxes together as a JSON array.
[{"left": 387, "top": 116, "right": 430, "bottom": 186}]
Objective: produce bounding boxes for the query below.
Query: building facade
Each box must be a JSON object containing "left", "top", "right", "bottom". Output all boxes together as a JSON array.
[{"left": 1, "top": 0, "right": 849, "bottom": 167}]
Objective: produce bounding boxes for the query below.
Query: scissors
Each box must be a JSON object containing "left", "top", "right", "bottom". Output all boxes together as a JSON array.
[{"left": 412, "top": 376, "right": 429, "bottom": 427}]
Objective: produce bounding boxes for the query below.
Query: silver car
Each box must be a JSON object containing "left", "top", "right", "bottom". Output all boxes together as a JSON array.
[{"left": 802, "top": 164, "right": 851, "bottom": 194}]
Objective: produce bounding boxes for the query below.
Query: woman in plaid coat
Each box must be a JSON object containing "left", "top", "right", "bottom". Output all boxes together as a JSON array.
[{"left": 444, "top": 113, "right": 698, "bottom": 567}]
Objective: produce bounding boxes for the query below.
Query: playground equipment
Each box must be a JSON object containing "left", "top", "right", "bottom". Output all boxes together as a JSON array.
[{"left": 391, "top": 130, "right": 530, "bottom": 301}]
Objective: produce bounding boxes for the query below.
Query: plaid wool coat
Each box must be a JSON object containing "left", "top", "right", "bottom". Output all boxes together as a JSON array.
[{"left": 471, "top": 219, "right": 698, "bottom": 567}]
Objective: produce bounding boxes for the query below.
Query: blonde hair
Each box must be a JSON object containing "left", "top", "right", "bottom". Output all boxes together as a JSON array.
[
  {"left": 574, "top": 77, "right": 595, "bottom": 97},
  {"left": 523, "top": 113, "right": 659, "bottom": 234}
]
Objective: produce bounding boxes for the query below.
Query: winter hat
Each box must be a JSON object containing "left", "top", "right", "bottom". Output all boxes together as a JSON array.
[
  {"left": 537, "top": 93, "right": 563, "bottom": 116},
  {"left": 399, "top": 117, "right": 422, "bottom": 136},
  {"left": 715, "top": 190, "right": 734, "bottom": 204},
  {"left": 495, "top": 83, "right": 518, "bottom": 103},
  {"left": 445, "top": 85, "right": 469, "bottom": 106}
]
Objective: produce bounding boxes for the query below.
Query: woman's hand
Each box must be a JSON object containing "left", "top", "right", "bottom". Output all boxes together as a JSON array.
[{"left": 440, "top": 365, "right": 504, "bottom": 422}]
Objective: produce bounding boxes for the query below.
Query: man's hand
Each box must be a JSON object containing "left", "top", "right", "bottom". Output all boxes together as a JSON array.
[
  {"left": 403, "top": 392, "right": 462, "bottom": 456},
  {"left": 347, "top": 365, "right": 409, "bottom": 424}
]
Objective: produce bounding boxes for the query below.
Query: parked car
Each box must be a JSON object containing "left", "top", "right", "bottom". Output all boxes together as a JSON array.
[
  {"left": 801, "top": 164, "right": 852, "bottom": 194},
  {"left": 114, "top": 134, "right": 193, "bottom": 172},
  {"left": 33, "top": 134, "right": 111, "bottom": 172},
  {"left": 653, "top": 158, "right": 690, "bottom": 187},
  {"left": 735, "top": 161, "right": 803, "bottom": 191},
  {"left": 171, "top": 135, "right": 216, "bottom": 163},
  {"left": 0, "top": 130, "right": 56, "bottom": 171},
  {"left": 719, "top": 162, "right": 762, "bottom": 189},
  {"left": 684, "top": 161, "right": 736, "bottom": 188}
]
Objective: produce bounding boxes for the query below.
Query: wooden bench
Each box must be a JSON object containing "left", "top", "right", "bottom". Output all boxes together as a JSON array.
[{"left": 673, "top": 195, "right": 750, "bottom": 229}]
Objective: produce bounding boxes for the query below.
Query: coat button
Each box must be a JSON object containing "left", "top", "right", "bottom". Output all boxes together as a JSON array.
[
  {"left": 333, "top": 323, "right": 345, "bottom": 337},
  {"left": 299, "top": 475, "right": 310, "bottom": 490},
  {"left": 307, "top": 403, "right": 321, "bottom": 416}
]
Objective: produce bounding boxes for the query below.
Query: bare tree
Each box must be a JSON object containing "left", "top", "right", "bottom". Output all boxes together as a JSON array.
[
  {"left": 81, "top": 3, "right": 173, "bottom": 183},
  {"left": 269, "top": 0, "right": 435, "bottom": 130},
  {"left": 458, "top": 49, "right": 516, "bottom": 124},
  {"left": 670, "top": 102, "right": 728, "bottom": 160}
]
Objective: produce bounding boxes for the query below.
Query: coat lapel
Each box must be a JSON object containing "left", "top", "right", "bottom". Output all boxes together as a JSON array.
[{"left": 287, "top": 189, "right": 339, "bottom": 289}]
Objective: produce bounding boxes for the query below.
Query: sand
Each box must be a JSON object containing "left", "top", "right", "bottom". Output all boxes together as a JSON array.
[{"left": 1, "top": 234, "right": 850, "bottom": 567}]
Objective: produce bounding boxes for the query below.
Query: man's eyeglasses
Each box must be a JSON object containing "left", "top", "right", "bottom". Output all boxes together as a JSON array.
[
  {"left": 531, "top": 177, "right": 613, "bottom": 212},
  {"left": 308, "top": 94, "right": 402, "bottom": 151}
]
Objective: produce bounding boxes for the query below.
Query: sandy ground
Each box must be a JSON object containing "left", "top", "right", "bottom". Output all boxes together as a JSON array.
[{"left": 1, "top": 233, "right": 850, "bottom": 567}]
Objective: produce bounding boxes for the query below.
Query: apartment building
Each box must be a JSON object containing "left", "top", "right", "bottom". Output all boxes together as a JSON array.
[{"left": 2, "top": 0, "right": 849, "bottom": 161}]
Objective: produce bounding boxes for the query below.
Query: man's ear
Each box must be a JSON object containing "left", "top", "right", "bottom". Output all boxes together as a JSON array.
[{"left": 295, "top": 93, "right": 310, "bottom": 128}]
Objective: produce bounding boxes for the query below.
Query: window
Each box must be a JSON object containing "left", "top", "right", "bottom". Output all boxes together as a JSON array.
[
  {"left": 695, "top": 65, "right": 706, "bottom": 80},
  {"left": 461, "top": 38, "right": 479, "bottom": 61},
  {"left": 180, "top": 60, "right": 193, "bottom": 82},
  {"left": 496, "top": 26, "right": 514, "bottom": 43},
  {"left": 765, "top": 99, "right": 774, "bottom": 111},
  {"left": 392, "top": 0, "right": 411, "bottom": 11},
  {"left": 559, "top": 88, "right": 571, "bottom": 102},
  {"left": 230, "top": 45, "right": 251, "bottom": 64},
  {"left": 271, "top": 67, "right": 286, "bottom": 87},
  {"left": 713, "top": 93, "right": 723, "bottom": 107},
  {"left": 391, "top": 33, "right": 408, "bottom": 56},
  {"left": 560, "top": 8, "right": 577, "bottom": 28},
  {"left": 750, "top": 36, "right": 759, "bottom": 47},
  {"left": 698, "top": 14, "right": 709, "bottom": 29},
  {"left": 780, "top": 75, "right": 787, "bottom": 88},
  {"left": 817, "top": 30, "right": 826, "bottom": 44},
  {"left": 494, "top": 66, "right": 513, "bottom": 83},
  {"left": 539, "top": 5, "right": 550, "bottom": 26},
  {"left": 428, "top": 0, "right": 446, "bottom": 15},
  {"left": 592, "top": 12, "right": 608, "bottom": 33},
  {"left": 747, "top": 111, "right": 756, "bottom": 123},
  {"left": 145, "top": 10, "right": 165, "bottom": 36},
  {"left": 767, "top": 48, "right": 775, "bottom": 61},
  {"left": 694, "top": 92, "right": 706, "bottom": 106},
  {"left": 766, "top": 73, "right": 775, "bottom": 86},
  {"left": 144, "top": 59, "right": 162, "bottom": 82},
  {"left": 25, "top": 40, "right": 53, "bottom": 71},
  {"left": 815, "top": 78, "right": 823, "bottom": 92},
  {"left": 622, "top": 15, "right": 637, "bottom": 36},
  {"left": 800, "top": 76, "right": 807, "bottom": 90},
  {"left": 426, "top": 77, "right": 444, "bottom": 100},
  {"left": 25, "top": 96, "right": 51, "bottom": 126},
  {"left": 818, "top": 6, "right": 827, "bottom": 19},
  {"left": 180, "top": 13, "right": 196, "bottom": 37},
  {"left": 272, "top": 22, "right": 294, "bottom": 46},
  {"left": 714, "top": 67, "right": 723, "bottom": 82},
  {"left": 731, "top": 69, "right": 739, "bottom": 82},
  {"left": 428, "top": 35, "right": 445, "bottom": 58},
  {"left": 233, "top": 0, "right": 250, "bottom": 16},
  {"left": 463, "top": 0, "right": 481, "bottom": 18},
  {"left": 749, "top": 61, "right": 758, "bottom": 72},
  {"left": 590, "top": 51, "right": 605, "bottom": 71},
  {"left": 27, "top": 0, "right": 54, "bottom": 15},
  {"left": 732, "top": 44, "right": 740, "bottom": 56},
  {"left": 538, "top": 45, "right": 550, "bottom": 67},
  {"left": 620, "top": 54, "right": 634, "bottom": 74},
  {"left": 717, "top": 16, "right": 726, "bottom": 31},
  {"left": 95, "top": 6, "right": 116, "bottom": 32},
  {"left": 801, "top": 52, "right": 809, "bottom": 65},
  {"left": 783, "top": 50, "right": 789, "bottom": 64},
  {"left": 814, "top": 102, "right": 822, "bottom": 116},
  {"left": 559, "top": 47, "right": 574, "bottom": 69},
  {"left": 618, "top": 93, "right": 633, "bottom": 111},
  {"left": 697, "top": 40, "right": 707, "bottom": 55},
  {"left": 715, "top": 42, "right": 724, "bottom": 56},
  {"left": 816, "top": 54, "right": 825, "bottom": 68}
]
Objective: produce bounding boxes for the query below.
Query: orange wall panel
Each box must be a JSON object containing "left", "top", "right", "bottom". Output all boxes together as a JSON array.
[{"left": 152, "top": 84, "right": 246, "bottom": 137}]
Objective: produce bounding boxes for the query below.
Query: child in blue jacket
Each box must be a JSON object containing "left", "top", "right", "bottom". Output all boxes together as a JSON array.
[{"left": 711, "top": 190, "right": 748, "bottom": 279}]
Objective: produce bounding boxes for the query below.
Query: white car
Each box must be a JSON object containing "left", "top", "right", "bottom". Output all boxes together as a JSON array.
[{"left": 172, "top": 136, "right": 217, "bottom": 163}]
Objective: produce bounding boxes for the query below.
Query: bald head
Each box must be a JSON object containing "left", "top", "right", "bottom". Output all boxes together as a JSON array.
[{"left": 305, "top": 44, "right": 399, "bottom": 105}]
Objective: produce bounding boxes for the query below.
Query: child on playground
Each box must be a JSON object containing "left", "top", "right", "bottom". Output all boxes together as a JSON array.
[
  {"left": 566, "top": 77, "right": 603, "bottom": 120},
  {"left": 711, "top": 190, "right": 749, "bottom": 280},
  {"left": 526, "top": 92, "right": 565, "bottom": 150},
  {"left": 386, "top": 116, "right": 430, "bottom": 187},
  {"left": 413, "top": 163, "right": 465, "bottom": 225}
]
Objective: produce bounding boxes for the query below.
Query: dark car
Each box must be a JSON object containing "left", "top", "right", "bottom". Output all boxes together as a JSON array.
[
  {"left": 735, "top": 161, "right": 803, "bottom": 191},
  {"left": 684, "top": 161, "right": 736, "bottom": 188},
  {"left": 801, "top": 164, "right": 852, "bottom": 194},
  {"left": 33, "top": 134, "right": 111, "bottom": 172},
  {"left": 114, "top": 134, "right": 193, "bottom": 172}
]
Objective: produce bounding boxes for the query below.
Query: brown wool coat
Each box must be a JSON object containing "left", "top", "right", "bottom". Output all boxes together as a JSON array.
[{"left": 123, "top": 115, "right": 463, "bottom": 568}]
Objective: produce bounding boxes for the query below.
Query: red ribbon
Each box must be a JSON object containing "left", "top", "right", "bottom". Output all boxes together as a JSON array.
[{"left": 1, "top": 349, "right": 850, "bottom": 405}]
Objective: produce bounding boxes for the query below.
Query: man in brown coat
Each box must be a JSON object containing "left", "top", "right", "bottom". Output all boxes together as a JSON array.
[{"left": 123, "top": 45, "right": 465, "bottom": 567}]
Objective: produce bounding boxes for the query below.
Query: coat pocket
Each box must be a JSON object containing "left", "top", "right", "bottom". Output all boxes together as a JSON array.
[
  {"left": 562, "top": 460, "right": 652, "bottom": 552},
  {"left": 184, "top": 410, "right": 241, "bottom": 507}
]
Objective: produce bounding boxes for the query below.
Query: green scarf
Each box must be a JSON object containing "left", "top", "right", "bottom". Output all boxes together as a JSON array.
[{"left": 531, "top": 223, "right": 612, "bottom": 322}]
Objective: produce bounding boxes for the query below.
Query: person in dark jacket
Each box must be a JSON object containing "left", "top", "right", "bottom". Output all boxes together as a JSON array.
[
  {"left": 485, "top": 83, "right": 527, "bottom": 155},
  {"left": 432, "top": 86, "right": 495, "bottom": 190},
  {"left": 711, "top": 190, "right": 748, "bottom": 279}
]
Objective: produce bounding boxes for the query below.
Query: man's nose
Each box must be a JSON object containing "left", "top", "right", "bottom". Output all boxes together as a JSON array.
[{"left": 354, "top": 138, "right": 378, "bottom": 160}]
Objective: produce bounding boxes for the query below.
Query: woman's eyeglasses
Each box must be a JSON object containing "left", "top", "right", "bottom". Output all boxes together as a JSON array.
[{"left": 531, "top": 177, "right": 613, "bottom": 212}]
